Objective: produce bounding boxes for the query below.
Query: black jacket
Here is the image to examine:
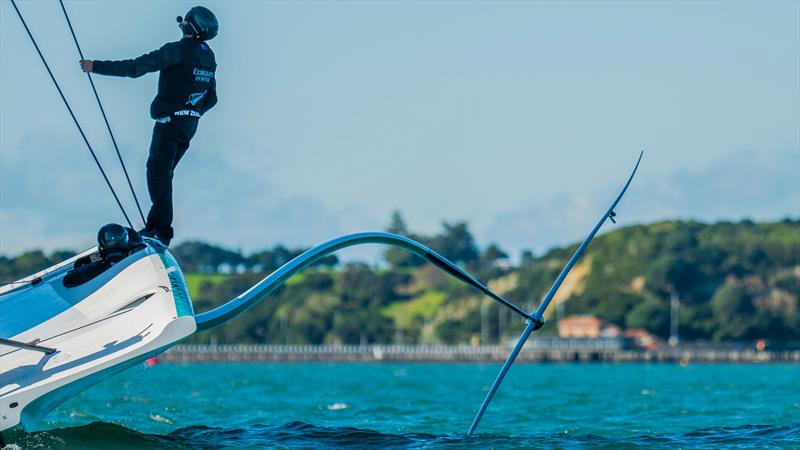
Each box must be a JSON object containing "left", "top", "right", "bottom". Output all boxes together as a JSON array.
[{"left": 93, "top": 37, "right": 217, "bottom": 120}]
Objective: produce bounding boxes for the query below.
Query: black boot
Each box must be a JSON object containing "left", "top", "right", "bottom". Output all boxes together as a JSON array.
[{"left": 139, "top": 228, "right": 171, "bottom": 247}]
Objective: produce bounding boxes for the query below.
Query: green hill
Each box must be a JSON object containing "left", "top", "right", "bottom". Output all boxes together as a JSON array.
[{"left": 180, "top": 219, "right": 798, "bottom": 345}]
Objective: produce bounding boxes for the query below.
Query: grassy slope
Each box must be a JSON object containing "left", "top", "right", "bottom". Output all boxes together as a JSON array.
[{"left": 183, "top": 273, "right": 229, "bottom": 298}]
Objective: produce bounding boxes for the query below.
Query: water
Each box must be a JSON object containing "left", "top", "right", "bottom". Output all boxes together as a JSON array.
[{"left": 3, "top": 363, "right": 799, "bottom": 448}]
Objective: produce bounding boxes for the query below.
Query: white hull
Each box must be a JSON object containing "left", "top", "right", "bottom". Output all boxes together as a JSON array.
[{"left": 0, "top": 244, "right": 195, "bottom": 431}]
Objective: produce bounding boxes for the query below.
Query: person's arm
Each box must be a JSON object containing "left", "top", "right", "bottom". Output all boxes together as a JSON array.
[
  {"left": 196, "top": 77, "right": 218, "bottom": 115},
  {"left": 85, "top": 43, "right": 182, "bottom": 78}
]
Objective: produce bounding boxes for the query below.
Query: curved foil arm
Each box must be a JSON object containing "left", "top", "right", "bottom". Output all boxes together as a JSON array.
[{"left": 194, "top": 232, "right": 531, "bottom": 332}]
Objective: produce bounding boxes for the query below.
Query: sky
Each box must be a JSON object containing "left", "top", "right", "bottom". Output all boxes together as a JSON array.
[{"left": 1, "top": 1, "right": 798, "bottom": 261}]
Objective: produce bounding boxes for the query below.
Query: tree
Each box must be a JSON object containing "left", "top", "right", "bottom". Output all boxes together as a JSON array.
[
  {"left": 50, "top": 250, "right": 77, "bottom": 264},
  {"left": 644, "top": 255, "right": 702, "bottom": 298},
  {"left": 11, "top": 251, "right": 50, "bottom": 278},
  {"left": 337, "top": 263, "right": 397, "bottom": 306},
  {"left": 0, "top": 256, "right": 13, "bottom": 282},
  {"left": 520, "top": 250, "right": 536, "bottom": 268},
  {"left": 384, "top": 210, "right": 424, "bottom": 268},
  {"left": 432, "top": 222, "right": 479, "bottom": 265},
  {"left": 480, "top": 244, "right": 508, "bottom": 267},
  {"left": 387, "top": 210, "right": 409, "bottom": 234},
  {"left": 172, "top": 241, "right": 246, "bottom": 272},
  {"left": 625, "top": 295, "right": 669, "bottom": 337},
  {"left": 710, "top": 283, "right": 757, "bottom": 340}
]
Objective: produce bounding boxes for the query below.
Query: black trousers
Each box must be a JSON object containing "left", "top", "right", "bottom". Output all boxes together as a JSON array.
[{"left": 145, "top": 118, "right": 198, "bottom": 239}]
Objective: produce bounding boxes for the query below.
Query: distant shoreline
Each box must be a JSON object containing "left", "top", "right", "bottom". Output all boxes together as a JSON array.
[{"left": 159, "top": 344, "right": 800, "bottom": 363}]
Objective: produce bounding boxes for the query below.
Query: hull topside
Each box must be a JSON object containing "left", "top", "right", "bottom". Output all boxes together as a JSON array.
[{"left": 0, "top": 243, "right": 196, "bottom": 432}]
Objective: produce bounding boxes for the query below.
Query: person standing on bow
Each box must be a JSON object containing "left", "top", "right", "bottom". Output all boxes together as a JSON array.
[{"left": 80, "top": 6, "right": 218, "bottom": 246}]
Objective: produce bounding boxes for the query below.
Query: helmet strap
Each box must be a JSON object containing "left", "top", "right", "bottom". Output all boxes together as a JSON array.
[
  {"left": 187, "top": 21, "right": 200, "bottom": 38},
  {"left": 179, "top": 20, "right": 200, "bottom": 38}
]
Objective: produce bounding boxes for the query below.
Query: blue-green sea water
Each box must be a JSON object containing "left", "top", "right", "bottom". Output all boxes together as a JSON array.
[{"left": 3, "top": 363, "right": 799, "bottom": 449}]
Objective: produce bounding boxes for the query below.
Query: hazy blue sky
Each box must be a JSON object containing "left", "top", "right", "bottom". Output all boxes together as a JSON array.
[{"left": 1, "top": 1, "right": 798, "bottom": 259}]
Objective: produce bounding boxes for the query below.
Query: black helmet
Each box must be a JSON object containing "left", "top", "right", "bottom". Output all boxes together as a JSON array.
[
  {"left": 97, "top": 223, "right": 130, "bottom": 256},
  {"left": 177, "top": 6, "right": 218, "bottom": 41}
]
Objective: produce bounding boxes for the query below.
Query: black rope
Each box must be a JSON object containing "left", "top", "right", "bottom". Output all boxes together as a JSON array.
[
  {"left": 59, "top": 0, "right": 147, "bottom": 225},
  {"left": 10, "top": 0, "right": 133, "bottom": 228}
]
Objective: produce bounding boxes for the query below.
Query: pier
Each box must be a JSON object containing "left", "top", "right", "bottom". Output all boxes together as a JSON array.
[{"left": 160, "top": 343, "right": 800, "bottom": 363}]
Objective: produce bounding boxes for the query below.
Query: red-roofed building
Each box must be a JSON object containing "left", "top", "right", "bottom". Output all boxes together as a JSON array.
[{"left": 558, "top": 315, "right": 603, "bottom": 338}]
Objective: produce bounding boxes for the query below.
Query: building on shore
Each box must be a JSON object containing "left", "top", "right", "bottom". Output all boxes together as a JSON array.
[
  {"left": 624, "top": 328, "right": 662, "bottom": 351},
  {"left": 556, "top": 315, "right": 660, "bottom": 350},
  {"left": 558, "top": 315, "right": 626, "bottom": 338}
]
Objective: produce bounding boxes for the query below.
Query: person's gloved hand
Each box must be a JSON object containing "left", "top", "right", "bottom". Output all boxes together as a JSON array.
[{"left": 79, "top": 59, "right": 93, "bottom": 73}]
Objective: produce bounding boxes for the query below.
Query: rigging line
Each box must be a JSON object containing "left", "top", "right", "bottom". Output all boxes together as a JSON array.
[
  {"left": 59, "top": 0, "right": 146, "bottom": 225},
  {"left": 10, "top": 0, "right": 133, "bottom": 228}
]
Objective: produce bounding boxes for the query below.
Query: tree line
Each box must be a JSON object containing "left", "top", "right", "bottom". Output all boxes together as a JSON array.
[{"left": 1, "top": 215, "right": 797, "bottom": 345}]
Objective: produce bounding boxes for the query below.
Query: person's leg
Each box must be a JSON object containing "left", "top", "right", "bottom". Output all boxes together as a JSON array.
[
  {"left": 145, "top": 122, "right": 184, "bottom": 241},
  {"left": 173, "top": 137, "right": 191, "bottom": 169},
  {"left": 171, "top": 117, "right": 197, "bottom": 169}
]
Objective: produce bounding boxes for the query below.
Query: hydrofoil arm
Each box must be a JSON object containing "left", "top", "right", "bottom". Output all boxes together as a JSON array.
[
  {"left": 194, "top": 233, "right": 533, "bottom": 332},
  {"left": 466, "top": 151, "right": 643, "bottom": 436}
]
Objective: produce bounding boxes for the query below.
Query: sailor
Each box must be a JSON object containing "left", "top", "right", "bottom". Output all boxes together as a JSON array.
[{"left": 80, "top": 6, "right": 219, "bottom": 246}]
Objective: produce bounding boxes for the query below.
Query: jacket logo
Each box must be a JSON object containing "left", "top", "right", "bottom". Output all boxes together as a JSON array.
[
  {"left": 193, "top": 68, "right": 214, "bottom": 82},
  {"left": 187, "top": 92, "right": 206, "bottom": 106},
  {"left": 174, "top": 110, "right": 202, "bottom": 118}
]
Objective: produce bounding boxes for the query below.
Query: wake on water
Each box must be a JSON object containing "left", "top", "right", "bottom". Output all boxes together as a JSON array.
[{"left": 2, "top": 421, "right": 798, "bottom": 449}]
